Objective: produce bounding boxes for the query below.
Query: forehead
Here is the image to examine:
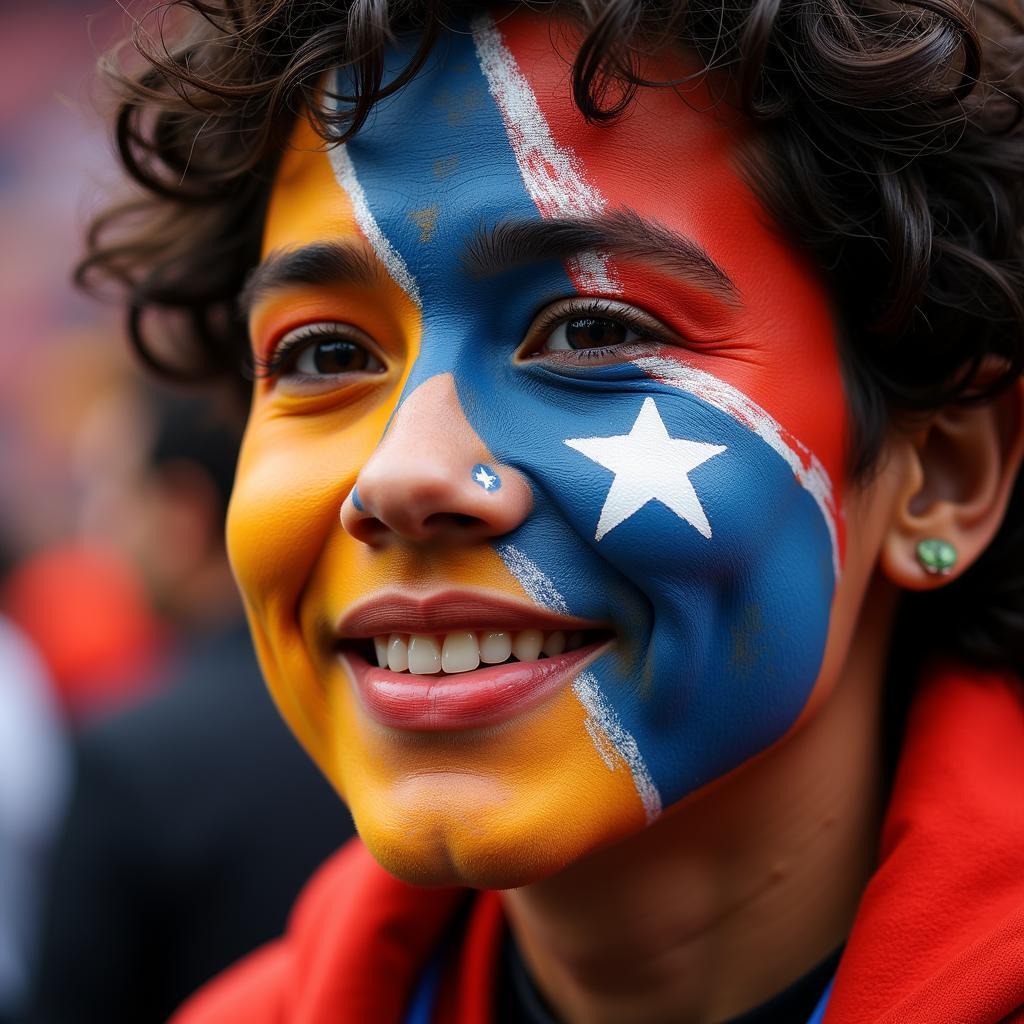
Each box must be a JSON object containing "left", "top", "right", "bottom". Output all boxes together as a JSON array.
[
  {"left": 264, "top": 13, "right": 747, "bottom": 263},
  {"left": 260, "top": 10, "right": 848, "bottom": 493}
]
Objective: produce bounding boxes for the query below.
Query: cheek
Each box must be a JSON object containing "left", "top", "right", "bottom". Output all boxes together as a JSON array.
[
  {"left": 226, "top": 406, "right": 399, "bottom": 772},
  {"left": 479, "top": 378, "right": 840, "bottom": 810},
  {"left": 229, "top": 432, "right": 334, "bottom": 611},
  {"left": 226, "top": 407, "right": 394, "bottom": 620}
]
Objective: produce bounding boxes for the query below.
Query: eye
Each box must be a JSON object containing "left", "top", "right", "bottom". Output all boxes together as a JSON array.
[
  {"left": 293, "top": 337, "right": 380, "bottom": 375},
  {"left": 543, "top": 316, "right": 644, "bottom": 353},
  {"left": 258, "top": 322, "right": 386, "bottom": 381},
  {"left": 519, "top": 298, "right": 670, "bottom": 363}
]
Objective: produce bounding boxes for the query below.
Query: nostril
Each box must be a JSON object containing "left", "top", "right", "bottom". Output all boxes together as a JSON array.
[
  {"left": 423, "top": 512, "right": 486, "bottom": 532},
  {"left": 348, "top": 516, "right": 391, "bottom": 546}
]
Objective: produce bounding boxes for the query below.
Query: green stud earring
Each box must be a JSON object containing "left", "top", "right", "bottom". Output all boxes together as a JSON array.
[{"left": 916, "top": 538, "right": 957, "bottom": 577}]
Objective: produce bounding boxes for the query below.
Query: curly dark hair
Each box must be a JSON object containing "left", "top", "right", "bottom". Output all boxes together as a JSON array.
[{"left": 79, "top": 0, "right": 1024, "bottom": 677}]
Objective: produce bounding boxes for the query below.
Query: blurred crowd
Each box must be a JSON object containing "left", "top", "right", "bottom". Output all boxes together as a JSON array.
[{"left": 0, "top": 4, "right": 353, "bottom": 1022}]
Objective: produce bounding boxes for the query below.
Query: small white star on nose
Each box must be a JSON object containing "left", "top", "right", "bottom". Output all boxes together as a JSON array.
[
  {"left": 472, "top": 464, "right": 500, "bottom": 491},
  {"left": 565, "top": 397, "right": 727, "bottom": 541}
]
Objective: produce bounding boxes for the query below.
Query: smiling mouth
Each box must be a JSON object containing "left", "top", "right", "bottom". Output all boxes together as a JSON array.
[
  {"left": 334, "top": 590, "right": 612, "bottom": 677},
  {"left": 345, "top": 628, "right": 606, "bottom": 676},
  {"left": 334, "top": 593, "right": 614, "bottom": 730},
  {"left": 339, "top": 631, "right": 611, "bottom": 731}
]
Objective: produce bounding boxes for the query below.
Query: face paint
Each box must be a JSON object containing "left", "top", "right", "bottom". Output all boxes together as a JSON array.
[
  {"left": 228, "top": 11, "right": 849, "bottom": 886},
  {"left": 472, "top": 465, "right": 501, "bottom": 492}
]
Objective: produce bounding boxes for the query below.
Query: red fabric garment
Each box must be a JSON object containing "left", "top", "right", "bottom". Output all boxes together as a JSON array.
[
  {"left": 827, "top": 664, "right": 1024, "bottom": 1024},
  {"left": 172, "top": 663, "right": 1024, "bottom": 1024}
]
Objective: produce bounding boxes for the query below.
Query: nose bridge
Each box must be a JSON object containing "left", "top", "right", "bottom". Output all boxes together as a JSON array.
[
  {"left": 341, "top": 372, "right": 532, "bottom": 545},
  {"left": 373, "top": 372, "right": 469, "bottom": 468}
]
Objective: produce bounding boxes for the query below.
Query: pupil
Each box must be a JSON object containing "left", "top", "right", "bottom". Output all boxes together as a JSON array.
[
  {"left": 313, "top": 340, "right": 366, "bottom": 373},
  {"left": 565, "top": 317, "right": 626, "bottom": 349}
]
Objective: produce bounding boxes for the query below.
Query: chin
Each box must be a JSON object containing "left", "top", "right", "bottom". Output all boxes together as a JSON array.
[
  {"left": 347, "top": 773, "right": 647, "bottom": 890},
  {"left": 320, "top": 661, "right": 652, "bottom": 889}
]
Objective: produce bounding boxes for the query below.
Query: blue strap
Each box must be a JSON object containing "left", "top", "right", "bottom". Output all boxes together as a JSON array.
[
  {"left": 806, "top": 976, "right": 835, "bottom": 1024},
  {"left": 403, "top": 940, "right": 448, "bottom": 1024}
]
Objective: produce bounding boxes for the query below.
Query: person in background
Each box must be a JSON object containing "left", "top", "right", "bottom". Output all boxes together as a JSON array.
[{"left": 22, "top": 388, "right": 353, "bottom": 1024}]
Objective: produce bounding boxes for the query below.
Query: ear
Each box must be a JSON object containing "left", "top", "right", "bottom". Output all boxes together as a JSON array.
[{"left": 880, "top": 377, "right": 1024, "bottom": 591}]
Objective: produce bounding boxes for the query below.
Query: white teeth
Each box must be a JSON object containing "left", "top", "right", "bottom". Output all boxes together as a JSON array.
[
  {"left": 479, "top": 630, "right": 513, "bottom": 664},
  {"left": 512, "top": 628, "right": 543, "bottom": 663},
  {"left": 372, "top": 628, "right": 594, "bottom": 673},
  {"left": 542, "top": 630, "right": 566, "bottom": 656},
  {"left": 408, "top": 634, "right": 442, "bottom": 675},
  {"left": 387, "top": 634, "right": 408, "bottom": 673},
  {"left": 441, "top": 631, "right": 480, "bottom": 674}
]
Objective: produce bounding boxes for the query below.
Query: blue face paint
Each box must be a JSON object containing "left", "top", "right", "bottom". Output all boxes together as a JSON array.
[
  {"left": 335, "top": 22, "right": 836, "bottom": 814},
  {"left": 351, "top": 486, "right": 365, "bottom": 513},
  {"left": 472, "top": 464, "right": 501, "bottom": 492}
]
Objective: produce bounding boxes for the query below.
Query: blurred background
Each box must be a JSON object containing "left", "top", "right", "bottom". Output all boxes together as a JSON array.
[
  {"left": 0, "top": 4, "right": 354, "bottom": 1022},
  {"left": 1, "top": 0, "right": 165, "bottom": 722}
]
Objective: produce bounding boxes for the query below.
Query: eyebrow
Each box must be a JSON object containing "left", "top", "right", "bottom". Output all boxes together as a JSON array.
[
  {"left": 239, "top": 242, "right": 388, "bottom": 319},
  {"left": 240, "top": 209, "right": 737, "bottom": 317},
  {"left": 463, "top": 208, "right": 738, "bottom": 300}
]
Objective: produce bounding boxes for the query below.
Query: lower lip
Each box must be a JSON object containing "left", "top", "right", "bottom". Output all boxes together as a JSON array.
[{"left": 340, "top": 643, "right": 604, "bottom": 731}]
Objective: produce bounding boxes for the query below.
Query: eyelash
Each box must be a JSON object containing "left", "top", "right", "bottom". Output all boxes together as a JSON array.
[{"left": 249, "top": 297, "right": 671, "bottom": 382}]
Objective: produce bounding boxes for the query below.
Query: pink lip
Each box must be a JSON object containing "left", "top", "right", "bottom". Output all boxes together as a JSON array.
[
  {"left": 340, "top": 642, "right": 606, "bottom": 731},
  {"left": 335, "top": 589, "right": 603, "bottom": 639}
]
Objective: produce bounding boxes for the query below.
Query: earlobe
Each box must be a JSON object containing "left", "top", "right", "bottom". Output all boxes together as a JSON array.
[{"left": 880, "top": 377, "right": 1024, "bottom": 592}]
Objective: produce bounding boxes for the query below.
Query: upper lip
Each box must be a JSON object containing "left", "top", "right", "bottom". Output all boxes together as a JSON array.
[{"left": 335, "top": 590, "right": 606, "bottom": 640}]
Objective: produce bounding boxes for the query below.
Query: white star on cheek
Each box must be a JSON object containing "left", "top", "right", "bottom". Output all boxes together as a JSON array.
[{"left": 565, "top": 397, "right": 727, "bottom": 542}]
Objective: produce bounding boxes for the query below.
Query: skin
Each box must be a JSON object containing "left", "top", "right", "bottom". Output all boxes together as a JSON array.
[{"left": 227, "top": 10, "right": 1024, "bottom": 1021}]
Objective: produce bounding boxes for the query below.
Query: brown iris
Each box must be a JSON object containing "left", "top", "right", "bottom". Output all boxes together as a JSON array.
[
  {"left": 564, "top": 317, "right": 629, "bottom": 349},
  {"left": 310, "top": 339, "right": 371, "bottom": 373}
]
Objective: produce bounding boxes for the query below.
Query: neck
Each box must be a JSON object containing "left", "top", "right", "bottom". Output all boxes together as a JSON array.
[{"left": 501, "top": 579, "right": 896, "bottom": 1024}]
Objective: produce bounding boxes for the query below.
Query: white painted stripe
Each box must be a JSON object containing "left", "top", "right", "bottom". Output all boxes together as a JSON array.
[
  {"left": 584, "top": 718, "right": 619, "bottom": 771},
  {"left": 633, "top": 355, "right": 842, "bottom": 577},
  {"left": 573, "top": 670, "right": 662, "bottom": 823},
  {"left": 493, "top": 544, "right": 659, "bottom": 815},
  {"left": 495, "top": 542, "right": 571, "bottom": 616},
  {"left": 327, "top": 136, "right": 423, "bottom": 309},
  {"left": 471, "top": 14, "right": 621, "bottom": 295}
]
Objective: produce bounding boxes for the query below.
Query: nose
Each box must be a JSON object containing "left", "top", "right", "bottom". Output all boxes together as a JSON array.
[{"left": 340, "top": 373, "right": 532, "bottom": 546}]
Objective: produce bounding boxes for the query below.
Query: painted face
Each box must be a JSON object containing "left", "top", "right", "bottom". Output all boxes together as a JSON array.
[{"left": 228, "top": 11, "right": 849, "bottom": 887}]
